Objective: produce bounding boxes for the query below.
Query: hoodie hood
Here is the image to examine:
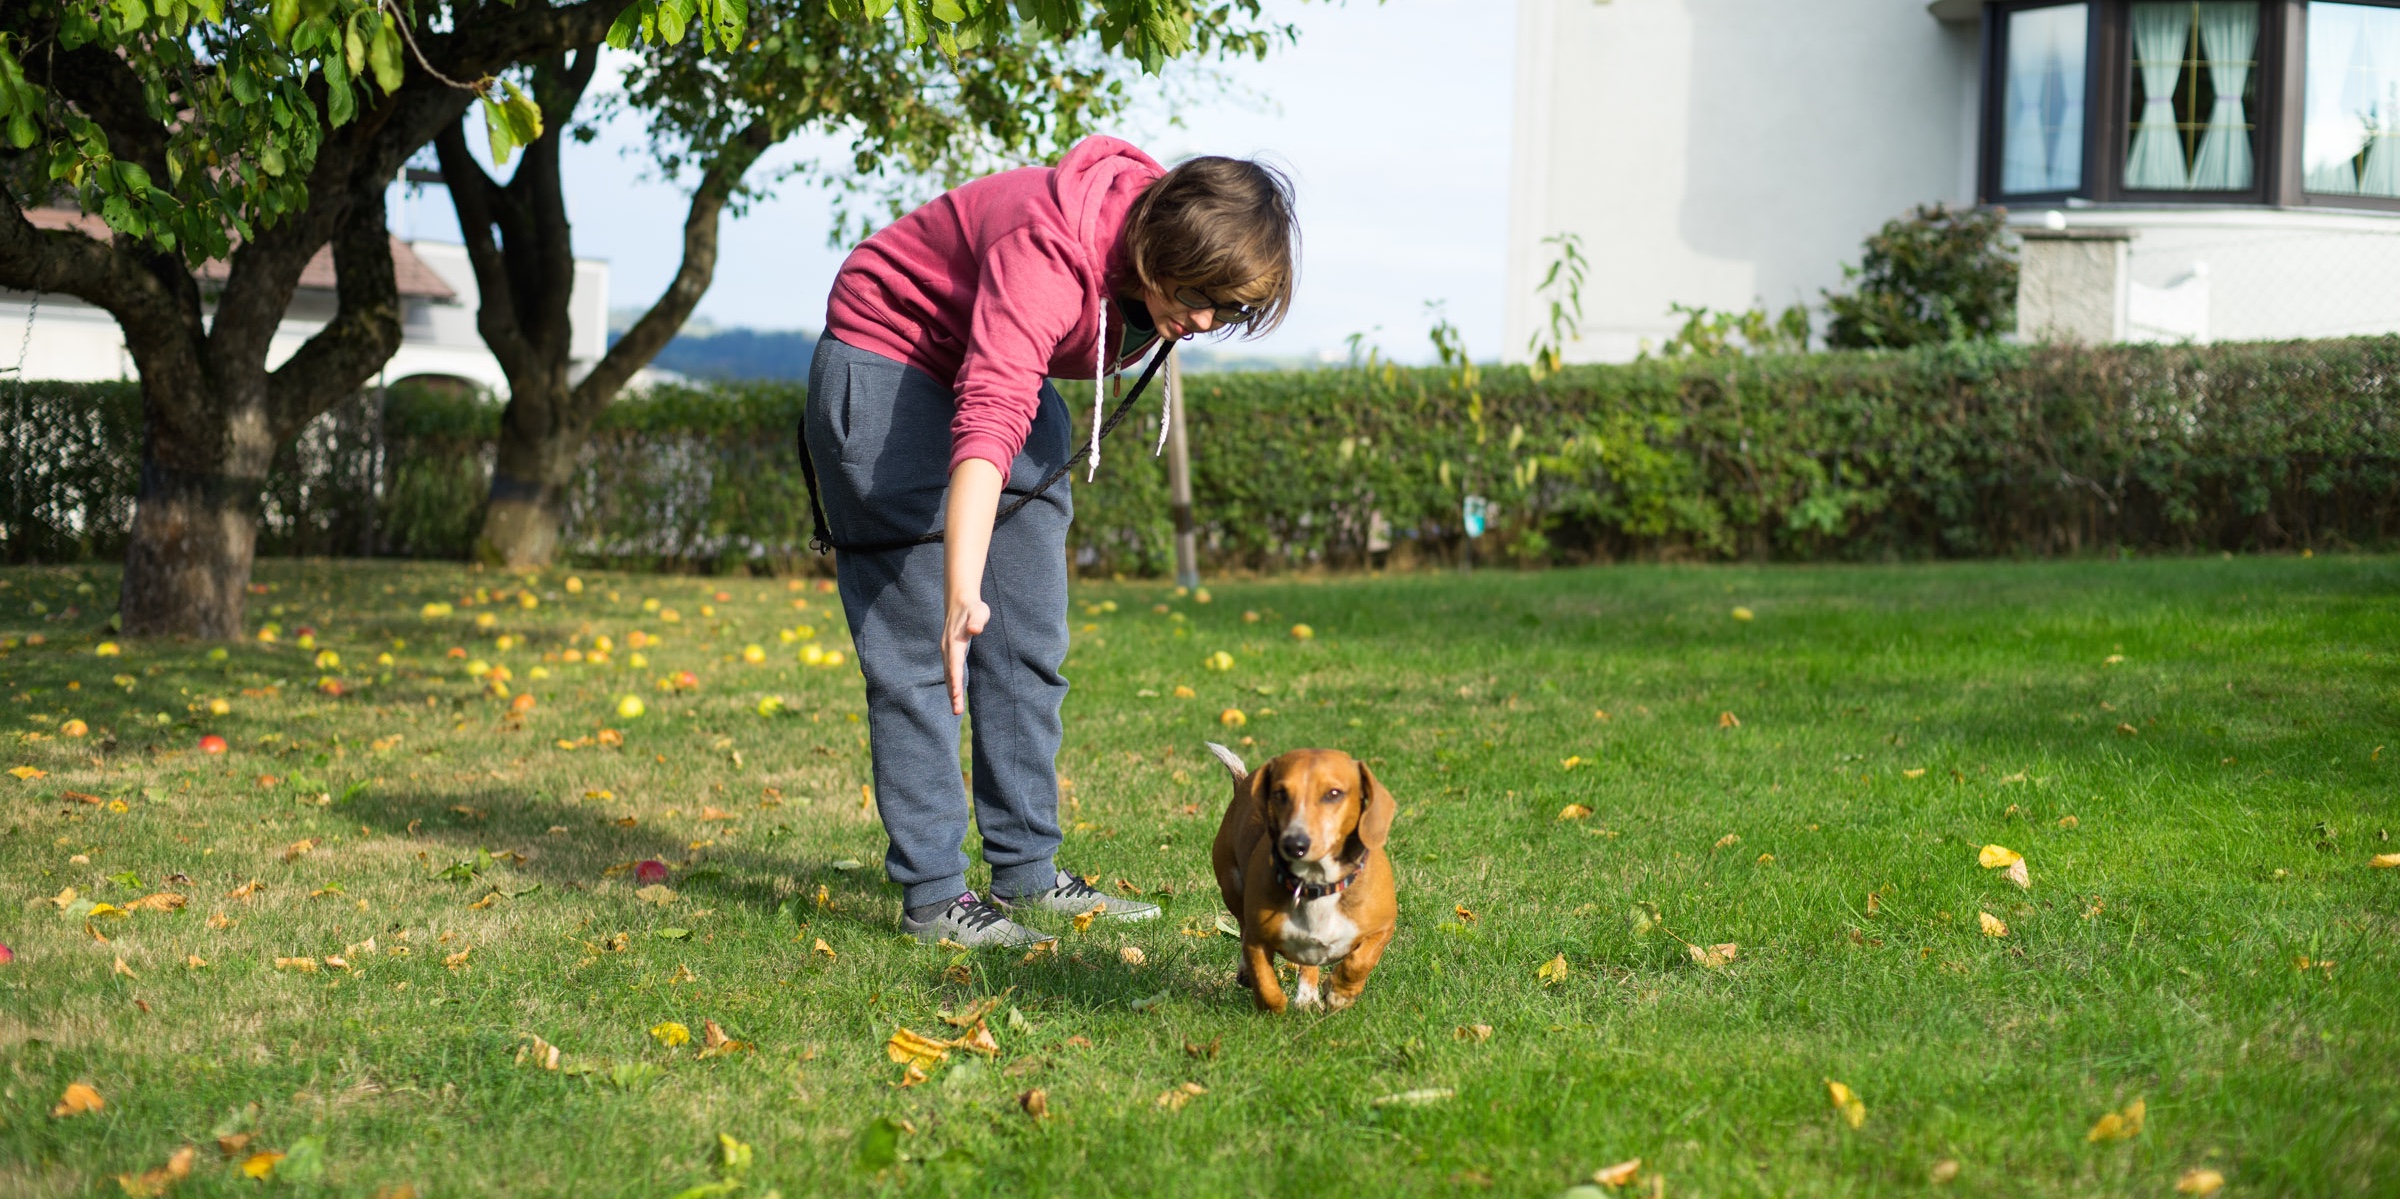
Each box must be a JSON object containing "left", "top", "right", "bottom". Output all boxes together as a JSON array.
[{"left": 1050, "top": 136, "right": 1166, "bottom": 293}]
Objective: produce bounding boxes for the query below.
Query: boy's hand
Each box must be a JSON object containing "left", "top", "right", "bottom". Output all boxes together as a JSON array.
[{"left": 944, "top": 592, "right": 990, "bottom": 715}]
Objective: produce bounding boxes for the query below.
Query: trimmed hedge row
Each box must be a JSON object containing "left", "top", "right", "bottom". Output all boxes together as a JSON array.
[{"left": 4, "top": 336, "right": 2397, "bottom": 573}]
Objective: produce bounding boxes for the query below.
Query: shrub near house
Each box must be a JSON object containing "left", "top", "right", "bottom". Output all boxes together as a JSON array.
[{"left": 4, "top": 336, "right": 2396, "bottom": 573}]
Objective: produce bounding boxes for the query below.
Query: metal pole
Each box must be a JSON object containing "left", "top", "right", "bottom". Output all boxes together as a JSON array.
[{"left": 1165, "top": 347, "right": 1199, "bottom": 590}]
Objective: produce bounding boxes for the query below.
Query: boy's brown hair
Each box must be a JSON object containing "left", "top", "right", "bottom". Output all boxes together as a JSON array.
[{"left": 1119, "top": 156, "right": 1299, "bottom": 338}]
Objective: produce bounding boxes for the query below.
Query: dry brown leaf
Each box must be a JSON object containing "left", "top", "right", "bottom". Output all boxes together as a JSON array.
[
  {"left": 2058, "top": 814, "right": 2080, "bottom": 829},
  {"left": 813, "top": 937, "right": 836, "bottom": 959},
  {"left": 697, "top": 1019, "right": 754, "bottom": 1059},
  {"left": 896, "top": 1062, "right": 931, "bottom": 1088},
  {"left": 2005, "top": 859, "right": 2031, "bottom": 890},
  {"left": 1019, "top": 1088, "right": 1049, "bottom": 1118},
  {"left": 215, "top": 1133, "right": 253, "bottom": 1158},
  {"left": 184, "top": 955, "right": 207, "bottom": 969},
  {"left": 1928, "top": 1159, "right": 1961, "bottom": 1184},
  {"left": 226, "top": 880, "right": 262, "bottom": 900},
  {"left": 1454, "top": 905, "right": 1478, "bottom": 924},
  {"left": 1592, "top": 1159, "right": 1642, "bottom": 1188},
  {"left": 112, "top": 956, "right": 138, "bottom": 979},
  {"left": 1689, "top": 942, "right": 1738, "bottom": 969},
  {"left": 273, "top": 957, "right": 318, "bottom": 973},
  {"left": 1454, "top": 1024, "right": 1493, "bottom": 1042},
  {"left": 1119, "top": 945, "right": 1146, "bottom": 966},
  {"left": 519, "top": 1035, "right": 561, "bottom": 1070},
  {"left": 206, "top": 911, "right": 235, "bottom": 929},
  {"left": 51, "top": 1081, "right": 104, "bottom": 1117},
  {"left": 443, "top": 948, "right": 472, "bottom": 970},
  {"left": 1717, "top": 710, "right": 1741, "bottom": 728},
  {"left": 667, "top": 963, "right": 697, "bottom": 984},
  {"left": 125, "top": 892, "right": 186, "bottom": 913},
  {"left": 468, "top": 892, "right": 500, "bottom": 911},
  {"left": 1712, "top": 833, "right": 1740, "bottom": 851},
  {"left": 282, "top": 839, "right": 320, "bottom": 862},
  {"left": 1865, "top": 892, "right": 1882, "bottom": 916},
  {"left": 114, "top": 1144, "right": 196, "bottom": 1198},
  {"left": 942, "top": 997, "right": 1006, "bottom": 1028},
  {"left": 700, "top": 805, "right": 735, "bottom": 821},
  {"left": 951, "top": 1023, "right": 1000, "bottom": 1057}
]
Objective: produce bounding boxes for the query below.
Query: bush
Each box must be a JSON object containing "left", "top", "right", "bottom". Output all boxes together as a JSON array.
[
  {"left": 1823, "top": 204, "right": 2018, "bottom": 350},
  {"left": 5, "top": 336, "right": 2397, "bottom": 573}
]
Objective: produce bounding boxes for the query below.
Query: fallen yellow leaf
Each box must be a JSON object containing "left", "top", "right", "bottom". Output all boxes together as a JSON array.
[
  {"left": 113, "top": 956, "right": 138, "bottom": 979},
  {"left": 650, "top": 1021, "right": 692, "bottom": 1048},
  {"left": 1978, "top": 844, "right": 2023, "bottom": 869},
  {"left": 1902, "top": 767, "right": 1927, "bottom": 779},
  {"left": 1454, "top": 1024, "right": 1493, "bottom": 1042},
  {"left": 273, "top": 956, "right": 318, "bottom": 973},
  {"left": 697, "top": 1019, "right": 754, "bottom": 1059},
  {"left": 2087, "top": 1097, "right": 2145, "bottom": 1142},
  {"left": 1119, "top": 945, "right": 1146, "bottom": 966},
  {"left": 1929, "top": 1159, "right": 1961, "bottom": 1184},
  {"left": 125, "top": 893, "right": 185, "bottom": 912},
  {"left": 1978, "top": 911, "right": 2008, "bottom": 937},
  {"left": 1717, "top": 710, "right": 1741, "bottom": 728},
  {"left": 1713, "top": 833, "right": 1740, "bottom": 851},
  {"left": 443, "top": 948, "right": 471, "bottom": 970},
  {"left": 2175, "top": 1167, "right": 2226, "bottom": 1195},
  {"left": 949, "top": 1022, "right": 999, "bottom": 1057},
  {"left": 1071, "top": 904, "right": 1104, "bottom": 934},
  {"left": 2058, "top": 814, "right": 2080, "bottom": 828},
  {"left": 226, "top": 879, "right": 262, "bottom": 900},
  {"left": 239, "top": 1150, "right": 284, "bottom": 1180},
  {"left": 52, "top": 1081, "right": 104, "bottom": 1117},
  {"left": 9, "top": 765, "right": 48, "bottom": 780},
  {"left": 1557, "top": 803, "right": 1593, "bottom": 820},
  {"left": 813, "top": 938, "right": 836, "bottom": 959},
  {"left": 1537, "top": 953, "right": 1570, "bottom": 985},
  {"left": 2005, "top": 859, "right": 2031, "bottom": 889},
  {"left": 887, "top": 1027, "right": 951, "bottom": 1070},
  {"left": 1592, "top": 1159, "right": 1642, "bottom": 1188},
  {"left": 1825, "top": 1078, "right": 1867, "bottom": 1128},
  {"left": 2370, "top": 853, "right": 2400, "bottom": 869}
]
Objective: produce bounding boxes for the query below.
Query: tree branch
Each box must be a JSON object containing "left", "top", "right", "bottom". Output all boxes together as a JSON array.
[
  {"left": 433, "top": 119, "right": 540, "bottom": 384},
  {"left": 572, "top": 117, "right": 776, "bottom": 412},
  {"left": 264, "top": 181, "right": 402, "bottom": 437},
  {"left": 506, "top": 46, "right": 600, "bottom": 364},
  {"left": 39, "top": 37, "right": 173, "bottom": 190}
]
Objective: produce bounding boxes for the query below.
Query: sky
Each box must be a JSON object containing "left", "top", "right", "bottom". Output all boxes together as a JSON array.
[{"left": 385, "top": 0, "right": 1516, "bottom": 366}]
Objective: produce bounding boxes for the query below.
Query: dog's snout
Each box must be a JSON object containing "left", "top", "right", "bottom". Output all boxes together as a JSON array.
[{"left": 1278, "top": 830, "right": 1312, "bottom": 859}]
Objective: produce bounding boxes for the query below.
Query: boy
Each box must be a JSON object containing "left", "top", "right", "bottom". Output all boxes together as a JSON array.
[{"left": 807, "top": 136, "right": 1298, "bottom": 946}]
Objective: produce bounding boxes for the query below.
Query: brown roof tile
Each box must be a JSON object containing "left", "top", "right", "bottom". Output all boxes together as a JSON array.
[{"left": 25, "top": 206, "right": 457, "bottom": 299}]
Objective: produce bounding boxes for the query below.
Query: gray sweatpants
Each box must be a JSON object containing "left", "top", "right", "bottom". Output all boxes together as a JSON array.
[{"left": 804, "top": 335, "right": 1072, "bottom": 911}]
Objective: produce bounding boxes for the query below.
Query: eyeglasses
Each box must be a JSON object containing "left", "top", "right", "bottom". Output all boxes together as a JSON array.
[{"left": 1171, "top": 286, "right": 1260, "bottom": 325}]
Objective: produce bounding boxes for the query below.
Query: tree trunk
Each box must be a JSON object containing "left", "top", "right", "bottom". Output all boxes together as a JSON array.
[
  {"left": 120, "top": 459, "right": 266, "bottom": 639},
  {"left": 443, "top": 48, "right": 773, "bottom": 570}
]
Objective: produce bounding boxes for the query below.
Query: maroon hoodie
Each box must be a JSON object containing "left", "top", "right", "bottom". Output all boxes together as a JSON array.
[{"left": 823, "top": 136, "right": 1165, "bottom": 479}]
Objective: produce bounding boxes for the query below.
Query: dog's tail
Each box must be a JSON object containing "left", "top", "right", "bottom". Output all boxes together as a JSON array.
[{"left": 1204, "top": 741, "right": 1247, "bottom": 779}]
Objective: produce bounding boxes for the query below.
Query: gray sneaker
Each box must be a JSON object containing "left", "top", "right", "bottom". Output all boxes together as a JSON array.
[
  {"left": 900, "top": 892, "right": 1056, "bottom": 948},
  {"left": 992, "top": 869, "right": 1163, "bottom": 922}
]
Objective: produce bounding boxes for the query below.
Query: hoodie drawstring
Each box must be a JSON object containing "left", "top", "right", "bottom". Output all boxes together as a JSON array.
[{"left": 1087, "top": 286, "right": 1107, "bottom": 482}]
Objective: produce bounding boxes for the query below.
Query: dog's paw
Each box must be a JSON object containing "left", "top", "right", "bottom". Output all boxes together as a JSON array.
[
  {"left": 1324, "top": 989, "right": 1357, "bottom": 1012},
  {"left": 1292, "top": 977, "right": 1323, "bottom": 1010}
]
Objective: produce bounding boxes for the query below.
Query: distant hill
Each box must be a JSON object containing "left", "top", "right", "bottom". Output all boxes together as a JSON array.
[
  {"left": 609, "top": 315, "right": 818, "bottom": 382},
  {"left": 607, "top": 314, "right": 1315, "bottom": 382}
]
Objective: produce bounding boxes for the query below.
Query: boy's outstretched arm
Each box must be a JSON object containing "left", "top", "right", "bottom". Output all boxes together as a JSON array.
[{"left": 941, "top": 457, "right": 1005, "bottom": 715}]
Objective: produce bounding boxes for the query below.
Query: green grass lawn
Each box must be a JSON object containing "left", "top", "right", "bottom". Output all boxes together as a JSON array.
[{"left": 2, "top": 554, "right": 2396, "bottom": 1198}]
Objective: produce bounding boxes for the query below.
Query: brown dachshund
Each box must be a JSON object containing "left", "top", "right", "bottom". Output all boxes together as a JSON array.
[{"left": 1207, "top": 743, "right": 1398, "bottom": 1012}]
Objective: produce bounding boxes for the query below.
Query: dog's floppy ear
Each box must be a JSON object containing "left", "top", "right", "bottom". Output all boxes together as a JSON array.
[{"left": 1354, "top": 758, "right": 1396, "bottom": 851}]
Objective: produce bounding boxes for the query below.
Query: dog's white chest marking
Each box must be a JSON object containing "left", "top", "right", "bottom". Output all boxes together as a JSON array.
[{"left": 1276, "top": 893, "right": 1359, "bottom": 966}]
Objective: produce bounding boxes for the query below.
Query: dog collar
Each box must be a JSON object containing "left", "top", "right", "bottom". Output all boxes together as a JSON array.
[{"left": 1276, "top": 856, "right": 1362, "bottom": 901}]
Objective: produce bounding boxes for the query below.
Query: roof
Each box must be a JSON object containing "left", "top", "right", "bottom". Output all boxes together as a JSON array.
[{"left": 23, "top": 206, "right": 458, "bottom": 299}]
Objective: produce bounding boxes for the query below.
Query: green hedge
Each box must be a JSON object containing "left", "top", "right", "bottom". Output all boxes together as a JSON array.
[{"left": 5, "top": 337, "right": 2398, "bottom": 573}]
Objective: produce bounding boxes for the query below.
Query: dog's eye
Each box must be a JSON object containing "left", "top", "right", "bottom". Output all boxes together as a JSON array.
[{"left": 1322, "top": 788, "right": 1344, "bottom": 803}]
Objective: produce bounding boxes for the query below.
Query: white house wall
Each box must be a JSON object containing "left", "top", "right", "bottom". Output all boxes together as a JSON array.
[{"left": 1509, "top": 0, "right": 1981, "bottom": 362}]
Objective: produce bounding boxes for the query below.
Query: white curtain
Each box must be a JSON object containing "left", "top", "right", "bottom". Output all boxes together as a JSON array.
[
  {"left": 2127, "top": 3, "right": 2195, "bottom": 188},
  {"left": 2002, "top": 5, "right": 2089, "bottom": 193},
  {"left": 2359, "top": 7, "right": 2400, "bottom": 197},
  {"left": 2302, "top": 4, "right": 2365, "bottom": 194},
  {"left": 2190, "top": 2, "right": 2259, "bottom": 189}
]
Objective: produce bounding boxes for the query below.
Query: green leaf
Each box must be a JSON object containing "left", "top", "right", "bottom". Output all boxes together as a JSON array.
[
  {"left": 853, "top": 1118, "right": 902, "bottom": 1171},
  {"left": 929, "top": 0, "right": 965, "bottom": 22},
  {"left": 344, "top": 22, "right": 366, "bottom": 73},
  {"left": 111, "top": 0, "right": 147, "bottom": 33},
  {"left": 323, "top": 55, "right": 354, "bottom": 127},
  {"left": 655, "top": 927, "right": 690, "bottom": 939},
  {"left": 277, "top": 1136, "right": 327, "bottom": 1183},
  {"left": 4, "top": 112, "right": 30, "bottom": 150},
  {"left": 107, "top": 869, "right": 142, "bottom": 889},
  {"left": 605, "top": 1061, "right": 663, "bottom": 1090},
  {"left": 605, "top": 3, "right": 644, "bottom": 49},
  {"left": 268, "top": 0, "right": 298, "bottom": 43},
  {"left": 894, "top": 0, "right": 927, "bottom": 46},
  {"left": 367, "top": 16, "right": 403, "bottom": 93},
  {"left": 499, "top": 79, "right": 543, "bottom": 145},
  {"left": 483, "top": 96, "right": 517, "bottom": 165},
  {"left": 200, "top": 0, "right": 223, "bottom": 22}
]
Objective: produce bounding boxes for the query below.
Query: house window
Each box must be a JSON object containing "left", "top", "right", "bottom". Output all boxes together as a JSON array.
[
  {"left": 2303, "top": 1, "right": 2400, "bottom": 196},
  {"left": 2002, "top": 4, "right": 2092, "bottom": 193},
  {"left": 2124, "top": 3, "right": 2261, "bottom": 190}
]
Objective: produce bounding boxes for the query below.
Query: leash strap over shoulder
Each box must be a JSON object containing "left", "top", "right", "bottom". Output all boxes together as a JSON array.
[{"left": 799, "top": 340, "right": 1174, "bottom": 556}]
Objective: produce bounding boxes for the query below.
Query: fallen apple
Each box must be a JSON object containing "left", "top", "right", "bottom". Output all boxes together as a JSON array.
[
  {"left": 617, "top": 695, "right": 646, "bottom": 719},
  {"left": 635, "top": 860, "right": 669, "bottom": 885},
  {"left": 199, "top": 735, "right": 229, "bottom": 754}
]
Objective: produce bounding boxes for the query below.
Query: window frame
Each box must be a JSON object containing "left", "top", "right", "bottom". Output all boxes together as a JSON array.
[
  {"left": 2290, "top": 0, "right": 2400, "bottom": 211},
  {"left": 1978, "top": 0, "right": 2400, "bottom": 212}
]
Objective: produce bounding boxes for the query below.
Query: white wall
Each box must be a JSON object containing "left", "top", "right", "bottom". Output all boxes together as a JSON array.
[{"left": 1508, "top": 0, "right": 1982, "bottom": 361}]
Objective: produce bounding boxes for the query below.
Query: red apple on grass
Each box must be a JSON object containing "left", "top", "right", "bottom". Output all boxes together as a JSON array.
[{"left": 198, "top": 735, "right": 228, "bottom": 754}]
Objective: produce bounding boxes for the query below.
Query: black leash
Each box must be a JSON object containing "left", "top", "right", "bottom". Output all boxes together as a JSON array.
[{"left": 797, "top": 340, "right": 1174, "bottom": 556}]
